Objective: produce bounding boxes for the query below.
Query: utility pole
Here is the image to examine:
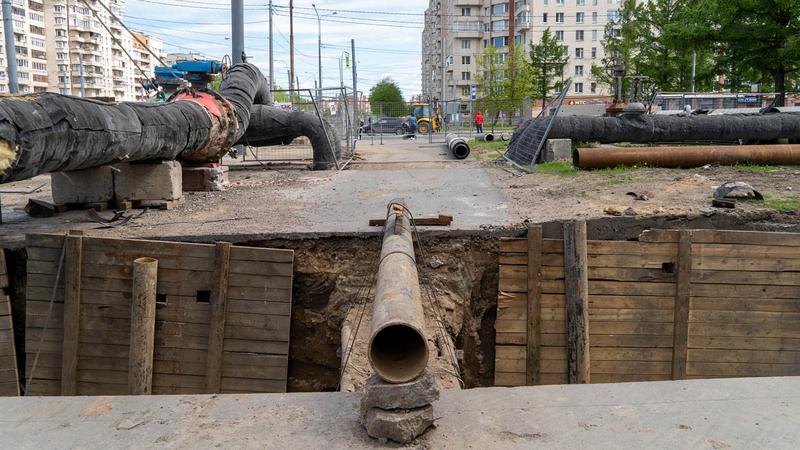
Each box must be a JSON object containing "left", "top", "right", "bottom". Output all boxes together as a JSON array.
[
  {"left": 289, "top": 0, "right": 295, "bottom": 91},
  {"left": 268, "top": 0, "right": 274, "bottom": 102},
  {"left": 79, "top": 51, "right": 86, "bottom": 97},
  {"left": 231, "top": 0, "right": 244, "bottom": 64},
  {"left": 351, "top": 39, "right": 358, "bottom": 125},
  {"left": 691, "top": 50, "right": 697, "bottom": 93},
  {"left": 2, "top": 0, "right": 19, "bottom": 94},
  {"left": 312, "top": 4, "right": 322, "bottom": 103}
]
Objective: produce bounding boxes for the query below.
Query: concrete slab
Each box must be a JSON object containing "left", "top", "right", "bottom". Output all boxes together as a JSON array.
[
  {"left": 0, "top": 377, "right": 796, "bottom": 449},
  {"left": 356, "top": 135, "right": 457, "bottom": 163}
]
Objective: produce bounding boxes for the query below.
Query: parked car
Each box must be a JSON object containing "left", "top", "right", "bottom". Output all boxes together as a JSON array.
[{"left": 361, "top": 117, "right": 406, "bottom": 135}]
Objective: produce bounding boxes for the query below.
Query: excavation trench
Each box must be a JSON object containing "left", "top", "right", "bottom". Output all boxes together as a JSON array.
[{"left": 2, "top": 212, "right": 800, "bottom": 393}]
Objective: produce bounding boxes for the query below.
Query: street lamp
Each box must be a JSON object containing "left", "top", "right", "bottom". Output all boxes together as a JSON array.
[{"left": 311, "top": 4, "right": 336, "bottom": 103}]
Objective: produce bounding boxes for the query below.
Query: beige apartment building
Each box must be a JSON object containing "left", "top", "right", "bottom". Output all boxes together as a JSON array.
[
  {"left": 1, "top": 0, "right": 162, "bottom": 101},
  {"left": 422, "top": 0, "right": 624, "bottom": 111}
]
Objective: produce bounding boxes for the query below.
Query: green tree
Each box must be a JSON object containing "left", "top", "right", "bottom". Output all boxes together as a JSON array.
[
  {"left": 692, "top": 0, "right": 800, "bottom": 105},
  {"left": 527, "top": 28, "right": 568, "bottom": 103},
  {"left": 475, "top": 44, "right": 535, "bottom": 127},
  {"left": 369, "top": 78, "right": 405, "bottom": 117},
  {"left": 591, "top": 0, "right": 646, "bottom": 96}
]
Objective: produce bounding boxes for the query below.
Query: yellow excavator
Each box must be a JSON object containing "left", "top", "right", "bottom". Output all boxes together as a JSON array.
[{"left": 411, "top": 102, "right": 441, "bottom": 134}]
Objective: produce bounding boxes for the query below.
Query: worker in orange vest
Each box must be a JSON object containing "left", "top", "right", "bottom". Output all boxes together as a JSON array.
[{"left": 474, "top": 111, "right": 485, "bottom": 134}]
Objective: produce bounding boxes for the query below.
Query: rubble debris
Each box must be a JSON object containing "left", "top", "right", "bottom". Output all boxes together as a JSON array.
[
  {"left": 363, "top": 405, "right": 435, "bottom": 445},
  {"left": 712, "top": 199, "right": 737, "bottom": 209},
  {"left": 604, "top": 207, "right": 624, "bottom": 216},
  {"left": 360, "top": 372, "right": 439, "bottom": 417},
  {"left": 626, "top": 191, "right": 650, "bottom": 201},
  {"left": 714, "top": 182, "right": 764, "bottom": 200}
]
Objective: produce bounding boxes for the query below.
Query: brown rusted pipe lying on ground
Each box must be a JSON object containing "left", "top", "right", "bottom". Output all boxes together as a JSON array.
[
  {"left": 574, "top": 144, "right": 800, "bottom": 169},
  {"left": 368, "top": 201, "right": 429, "bottom": 384}
]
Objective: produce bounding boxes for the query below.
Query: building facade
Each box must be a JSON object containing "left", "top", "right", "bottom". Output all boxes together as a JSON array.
[
  {"left": 422, "top": 0, "right": 624, "bottom": 109},
  {"left": 1, "top": 0, "right": 163, "bottom": 101}
]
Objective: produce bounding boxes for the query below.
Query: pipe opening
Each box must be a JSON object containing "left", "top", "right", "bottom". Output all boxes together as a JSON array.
[
  {"left": 452, "top": 143, "right": 470, "bottom": 160},
  {"left": 484, "top": 133, "right": 495, "bottom": 142},
  {"left": 369, "top": 324, "right": 428, "bottom": 384}
]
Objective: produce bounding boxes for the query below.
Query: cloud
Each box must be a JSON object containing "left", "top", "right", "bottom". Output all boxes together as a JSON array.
[{"left": 125, "top": 0, "right": 428, "bottom": 98}]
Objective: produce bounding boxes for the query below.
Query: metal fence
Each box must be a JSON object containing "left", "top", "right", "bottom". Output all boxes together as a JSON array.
[
  {"left": 241, "top": 87, "right": 358, "bottom": 169},
  {"left": 654, "top": 92, "right": 780, "bottom": 112}
]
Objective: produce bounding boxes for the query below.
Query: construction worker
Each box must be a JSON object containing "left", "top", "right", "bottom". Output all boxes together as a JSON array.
[{"left": 474, "top": 111, "right": 485, "bottom": 134}]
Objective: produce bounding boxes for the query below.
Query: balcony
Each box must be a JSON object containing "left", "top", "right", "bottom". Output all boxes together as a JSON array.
[{"left": 451, "top": 21, "right": 482, "bottom": 38}]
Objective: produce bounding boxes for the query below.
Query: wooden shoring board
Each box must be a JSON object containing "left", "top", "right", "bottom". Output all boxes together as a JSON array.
[
  {"left": 0, "top": 248, "right": 20, "bottom": 396},
  {"left": 24, "top": 234, "right": 293, "bottom": 396}
]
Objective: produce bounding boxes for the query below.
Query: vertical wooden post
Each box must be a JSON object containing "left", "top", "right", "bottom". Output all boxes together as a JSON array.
[
  {"left": 564, "top": 220, "right": 590, "bottom": 384},
  {"left": 526, "top": 225, "right": 542, "bottom": 386},
  {"left": 61, "top": 230, "right": 83, "bottom": 396},
  {"left": 128, "top": 257, "right": 158, "bottom": 395},
  {"left": 672, "top": 230, "right": 692, "bottom": 380},
  {"left": 205, "top": 242, "right": 232, "bottom": 393}
]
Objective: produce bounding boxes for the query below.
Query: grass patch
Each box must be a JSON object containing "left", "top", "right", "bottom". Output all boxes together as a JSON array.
[
  {"left": 602, "top": 174, "right": 637, "bottom": 185},
  {"left": 734, "top": 164, "right": 791, "bottom": 173},
  {"left": 536, "top": 161, "right": 579, "bottom": 176},
  {"left": 737, "top": 194, "right": 800, "bottom": 213}
]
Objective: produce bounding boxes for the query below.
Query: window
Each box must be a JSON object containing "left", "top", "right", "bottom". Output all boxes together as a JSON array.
[
  {"left": 493, "top": 3, "right": 509, "bottom": 14},
  {"left": 608, "top": 10, "right": 620, "bottom": 21},
  {"left": 492, "top": 36, "right": 509, "bottom": 48},
  {"left": 556, "top": 0, "right": 564, "bottom": 4},
  {"left": 461, "top": 71, "right": 471, "bottom": 81},
  {"left": 543, "top": 13, "right": 548, "bottom": 22},
  {"left": 462, "top": 55, "right": 471, "bottom": 65},
  {"left": 593, "top": 0, "right": 598, "bottom": 5},
  {"left": 562, "top": 45, "right": 569, "bottom": 56},
  {"left": 555, "top": 30, "right": 564, "bottom": 41},
  {"left": 32, "top": 62, "right": 46, "bottom": 71},
  {"left": 590, "top": 82, "right": 597, "bottom": 94},
  {"left": 575, "top": 47, "right": 584, "bottom": 59},
  {"left": 576, "top": 30, "right": 584, "bottom": 41},
  {"left": 556, "top": 13, "right": 564, "bottom": 23},
  {"left": 461, "top": 7, "right": 471, "bottom": 16},
  {"left": 577, "top": 0, "right": 585, "bottom": 5},
  {"left": 575, "top": 65, "right": 584, "bottom": 76},
  {"left": 592, "top": 30, "right": 598, "bottom": 41},
  {"left": 575, "top": 82, "right": 583, "bottom": 93},
  {"left": 591, "top": 47, "right": 597, "bottom": 59},
  {"left": 592, "top": 12, "right": 598, "bottom": 24},
  {"left": 493, "top": 20, "right": 509, "bottom": 31},
  {"left": 576, "top": 12, "right": 584, "bottom": 23},
  {"left": 461, "top": 39, "right": 471, "bottom": 49},
  {"left": 462, "top": 86, "right": 470, "bottom": 96}
]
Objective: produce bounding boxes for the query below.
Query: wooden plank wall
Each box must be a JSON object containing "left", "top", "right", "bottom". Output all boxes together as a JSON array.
[
  {"left": 0, "top": 250, "right": 20, "bottom": 396},
  {"left": 496, "top": 227, "right": 800, "bottom": 386},
  {"left": 24, "top": 234, "right": 293, "bottom": 396}
]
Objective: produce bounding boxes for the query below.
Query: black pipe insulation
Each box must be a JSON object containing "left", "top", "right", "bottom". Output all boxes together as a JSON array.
[
  {"left": 544, "top": 112, "right": 800, "bottom": 143},
  {"left": 239, "top": 106, "right": 341, "bottom": 170},
  {"left": 445, "top": 133, "right": 471, "bottom": 159},
  {"left": 0, "top": 64, "right": 268, "bottom": 184}
]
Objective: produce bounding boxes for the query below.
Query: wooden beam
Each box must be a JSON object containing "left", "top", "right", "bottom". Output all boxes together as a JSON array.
[
  {"left": 60, "top": 231, "right": 83, "bottom": 395},
  {"left": 564, "top": 221, "right": 590, "bottom": 384},
  {"left": 672, "top": 230, "right": 692, "bottom": 380},
  {"left": 0, "top": 249, "right": 8, "bottom": 289},
  {"left": 526, "top": 225, "right": 542, "bottom": 386},
  {"left": 205, "top": 242, "right": 232, "bottom": 394},
  {"left": 128, "top": 257, "right": 158, "bottom": 395},
  {"left": 369, "top": 215, "right": 453, "bottom": 227}
]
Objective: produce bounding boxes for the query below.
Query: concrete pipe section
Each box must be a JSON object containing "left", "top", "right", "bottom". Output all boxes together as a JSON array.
[
  {"left": 445, "top": 134, "right": 471, "bottom": 160},
  {"left": 368, "top": 201, "right": 429, "bottom": 384},
  {"left": 575, "top": 144, "right": 800, "bottom": 169},
  {"left": 475, "top": 133, "right": 495, "bottom": 142}
]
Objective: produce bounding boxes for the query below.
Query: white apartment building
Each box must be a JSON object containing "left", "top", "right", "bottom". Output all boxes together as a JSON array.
[
  {"left": 422, "top": 0, "right": 624, "bottom": 109},
  {"left": 1, "top": 0, "right": 163, "bottom": 101}
]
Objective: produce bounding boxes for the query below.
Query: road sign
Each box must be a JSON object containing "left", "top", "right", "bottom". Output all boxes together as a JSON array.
[{"left": 471, "top": 85, "right": 477, "bottom": 100}]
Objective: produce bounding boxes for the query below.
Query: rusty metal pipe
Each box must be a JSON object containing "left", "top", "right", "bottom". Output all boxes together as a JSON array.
[
  {"left": 368, "top": 201, "right": 429, "bottom": 384},
  {"left": 575, "top": 144, "right": 800, "bottom": 169}
]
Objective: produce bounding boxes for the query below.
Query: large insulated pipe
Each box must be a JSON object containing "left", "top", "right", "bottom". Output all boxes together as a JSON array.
[
  {"left": 542, "top": 112, "right": 800, "bottom": 143},
  {"left": 475, "top": 133, "right": 495, "bottom": 142},
  {"left": 368, "top": 201, "right": 429, "bottom": 384},
  {"left": 575, "top": 144, "right": 800, "bottom": 169},
  {"left": 0, "top": 63, "right": 268, "bottom": 183},
  {"left": 445, "top": 133, "right": 471, "bottom": 160},
  {"left": 239, "top": 106, "right": 341, "bottom": 170}
]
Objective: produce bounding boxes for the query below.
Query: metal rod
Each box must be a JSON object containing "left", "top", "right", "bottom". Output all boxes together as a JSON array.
[
  {"left": 351, "top": 39, "right": 358, "bottom": 133},
  {"left": 1, "top": 0, "right": 19, "bottom": 94},
  {"left": 289, "top": 0, "right": 295, "bottom": 91},
  {"left": 268, "top": 0, "right": 274, "bottom": 103},
  {"left": 313, "top": 4, "right": 322, "bottom": 104}
]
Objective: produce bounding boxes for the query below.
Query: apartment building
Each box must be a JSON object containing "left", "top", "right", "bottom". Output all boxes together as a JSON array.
[
  {"left": 422, "top": 0, "right": 624, "bottom": 108},
  {"left": 1, "top": 0, "right": 162, "bottom": 101}
]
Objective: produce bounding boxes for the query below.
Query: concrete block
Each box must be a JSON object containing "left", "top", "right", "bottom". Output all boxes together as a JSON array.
[
  {"left": 543, "top": 139, "right": 573, "bottom": 162},
  {"left": 182, "top": 164, "right": 228, "bottom": 192},
  {"left": 360, "top": 371, "right": 439, "bottom": 419},
  {"left": 51, "top": 166, "right": 114, "bottom": 205},
  {"left": 114, "top": 161, "right": 182, "bottom": 201},
  {"left": 363, "top": 406, "right": 434, "bottom": 444}
]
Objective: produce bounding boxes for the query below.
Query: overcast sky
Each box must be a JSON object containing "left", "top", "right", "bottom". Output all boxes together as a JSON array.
[{"left": 125, "top": 0, "right": 429, "bottom": 99}]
